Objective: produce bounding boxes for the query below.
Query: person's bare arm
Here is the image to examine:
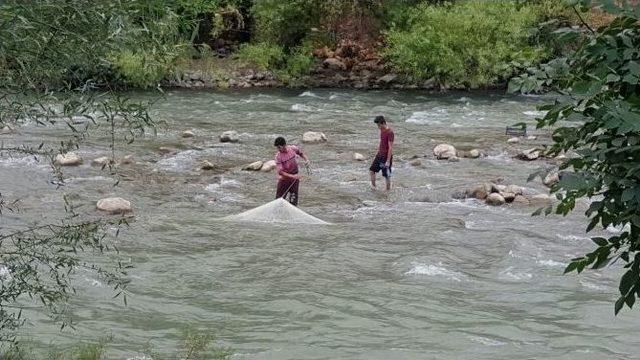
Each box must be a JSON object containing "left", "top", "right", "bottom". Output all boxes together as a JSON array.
[{"left": 386, "top": 140, "right": 393, "bottom": 167}]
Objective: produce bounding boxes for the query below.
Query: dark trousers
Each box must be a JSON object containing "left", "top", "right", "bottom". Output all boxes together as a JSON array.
[{"left": 276, "top": 178, "right": 299, "bottom": 206}]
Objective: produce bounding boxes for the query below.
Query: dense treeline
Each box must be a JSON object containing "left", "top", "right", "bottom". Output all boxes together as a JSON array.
[{"left": 0, "top": 0, "right": 588, "bottom": 90}]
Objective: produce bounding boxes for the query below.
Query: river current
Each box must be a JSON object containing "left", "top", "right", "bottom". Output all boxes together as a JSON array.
[{"left": 2, "top": 89, "right": 638, "bottom": 359}]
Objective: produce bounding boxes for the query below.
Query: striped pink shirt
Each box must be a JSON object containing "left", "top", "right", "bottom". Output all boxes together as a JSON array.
[{"left": 275, "top": 145, "right": 303, "bottom": 179}]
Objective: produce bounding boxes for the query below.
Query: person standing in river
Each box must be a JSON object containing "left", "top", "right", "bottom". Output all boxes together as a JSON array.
[
  {"left": 274, "top": 136, "right": 310, "bottom": 206},
  {"left": 370, "top": 115, "right": 394, "bottom": 191}
]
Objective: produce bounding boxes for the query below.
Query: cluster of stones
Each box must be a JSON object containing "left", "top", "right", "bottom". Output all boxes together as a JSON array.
[{"left": 463, "top": 183, "right": 553, "bottom": 206}]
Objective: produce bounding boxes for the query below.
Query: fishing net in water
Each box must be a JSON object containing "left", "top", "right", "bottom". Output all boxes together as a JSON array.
[{"left": 223, "top": 198, "right": 329, "bottom": 225}]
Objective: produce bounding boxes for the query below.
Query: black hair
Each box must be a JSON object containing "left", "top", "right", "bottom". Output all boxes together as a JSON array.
[
  {"left": 374, "top": 115, "right": 386, "bottom": 124},
  {"left": 274, "top": 136, "right": 286, "bottom": 146}
]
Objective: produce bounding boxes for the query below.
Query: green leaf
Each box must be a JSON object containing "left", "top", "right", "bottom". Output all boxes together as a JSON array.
[
  {"left": 615, "top": 295, "right": 625, "bottom": 315},
  {"left": 591, "top": 237, "right": 608, "bottom": 246}
]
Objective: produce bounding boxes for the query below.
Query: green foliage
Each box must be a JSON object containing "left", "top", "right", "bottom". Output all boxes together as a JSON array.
[
  {"left": 509, "top": 0, "right": 640, "bottom": 314},
  {"left": 109, "top": 50, "right": 171, "bottom": 88},
  {"left": 283, "top": 44, "right": 314, "bottom": 78},
  {"left": 383, "top": 0, "right": 551, "bottom": 88},
  {"left": 233, "top": 42, "right": 284, "bottom": 70}
]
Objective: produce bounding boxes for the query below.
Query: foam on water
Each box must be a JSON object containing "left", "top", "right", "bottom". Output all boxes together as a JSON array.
[
  {"left": 405, "top": 110, "right": 448, "bottom": 124},
  {"left": 155, "top": 150, "right": 201, "bottom": 171},
  {"left": 0, "top": 265, "right": 11, "bottom": 279},
  {"left": 536, "top": 259, "right": 566, "bottom": 268},
  {"left": 499, "top": 267, "right": 533, "bottom": 281},
  {"left": 468, "top": 336, "right": 507, "bottom": 346},
  {"left": 556, "top": 234, "right": 590, "bottom": 242},
  {"left": 523, "top": 110, "right": 548, "bottom": 117},
  {"left": 405, "top": 262, "right": 466, "bottom": 282},
  {"left": 299, "top": 91, "right": 321, "bottom": 98},
  {"left": 290, "top": 104, "right": 314, "bottom": 112}
]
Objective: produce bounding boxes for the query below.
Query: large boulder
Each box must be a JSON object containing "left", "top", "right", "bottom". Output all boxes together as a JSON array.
[
  {"left": 486, "top": 193, "right": 506, "bottom": 206},
  {"left": 96, "top": 197, "right": 132, "bottom": 214},
  {"left": 302, "top": 131, "right": 327, "bottom": 143},
  {"left": 470, "top": 183, "right": 492, "bottom": 200},
  {"left": 260, "top": 160, "right": 277, "bottom": 172},
  {"left": 55, "top": 152, "right": 82, "bottom": 166},
  {"left": 243, "top": 160, "right": 263, "bottom": 171},
  {"left": 220, "top": 130, "right": 239, "bottom": 143},
  {"left": 433, "top": 144, "right": 457, "bottom": 160}
]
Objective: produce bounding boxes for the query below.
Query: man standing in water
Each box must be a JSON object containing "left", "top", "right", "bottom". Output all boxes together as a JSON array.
[
  {"left": 274, "top": 136, "right": 310, "bottom": 206},
  {"left": 370, "top": 115, "right": 394, "bottom": 191}
]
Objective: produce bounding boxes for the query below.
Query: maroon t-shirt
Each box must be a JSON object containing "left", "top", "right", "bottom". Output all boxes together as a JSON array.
[{"left": 378, "top": 128, "right": 394, "bottom": 156}]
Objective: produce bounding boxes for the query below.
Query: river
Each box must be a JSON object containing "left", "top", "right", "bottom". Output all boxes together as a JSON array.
[{"left": 2, "top": 89, "right": 639, "bottom": 359}]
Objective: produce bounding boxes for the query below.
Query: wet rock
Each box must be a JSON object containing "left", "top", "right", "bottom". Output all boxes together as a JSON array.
[
  {"left": 201, "top": 161, "right": 215, "bottom": 170},
  {"left": 409, "top": 159, "right": 422, "bottom": 167},
  {"left": 0, "top": 125, "right": 14, "bottom": 134},
  {"left": 96, "top": 197, "right": 132, "bottom": 214},
  {"left": 516, "top": 148, "right": 540, "bottom": 161},
  {"left": 491, "top": 184, "right": 507, "bottom": 193},
  {"left": 504, "top": 185, "right": 523, "bottom": 195},
  {"left": 526, "top": 135, "right": 537, "bottom": 140},
  {"left": 500, "top": 192, "right": 516, "bottom": 203},
  {"left": 377, "top": 74, "right": 398, "bottom": 84},
  {"left": 91, "top": 156, "right": 112, "bottom": 167},
  {"left": 422, "top": 78, "right": 436, "bottom": 90},
  {"left": 528, "top": 194, "right": 553, "bottom": 204},
  {"left": 302, "top": 131, "right": 327, "bottom": 143},
  {"left": 323, "top": 58, "right": 346, "bottom": 71},
  {"left": 433, "top": 144, "right": 457, "bottom": 159},
  {"left": 457, "top": 149, "right": 481, "bottom": 159},
  {"left": 486, "top": 193, "right": 506, "bottom": 206},
  {"left": 470, "top": 184, "right": 491, "bottom": 200},
  {"left": 543, "top": 172, "right": 559, "bottom": 187},
  {"left": 344, "top": 175, "right": 358, "bottom": 182},
  {"left": 220, "top": 130, "right": 239, "bottom": 143},
  {"left": 182, "top": 130, "right": 195, "bottom": 138},
  {"left": 260, "top": 160, "right": 277, "bottom": 172},
  {"left": 353, "top": 152, "right": 365, "bottom": 161},
  {"left": 119, "top": 155, "right": 135, "bottom": 165},
  {"left": 243, "top": 161, "right": 263, "bottom": 171},
  {"left": 157, "top": 147, "right": 177, "bottom": 155},
  {"left": 55, "top": 152, "right": 82, "bottom": 166},
  {"left": 448, "top": 156, "right": 460, "bottom": 162},
  {"left": 451, "top": 189, "right": 470, "bottom": 199},
  {"left": 507, "top": 137, "right": 520, "bottom": 144},
  {"left": 513, "top": 195, "right": 530, "bottom": 205}
]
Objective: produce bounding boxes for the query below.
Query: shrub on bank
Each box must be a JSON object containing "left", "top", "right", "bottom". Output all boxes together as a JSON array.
[
  {"left": 233, "top": 42, "right": 285, "bottom": 70},
  {"left": 383, "top": 0, "right": 551, "bottom": 88}
]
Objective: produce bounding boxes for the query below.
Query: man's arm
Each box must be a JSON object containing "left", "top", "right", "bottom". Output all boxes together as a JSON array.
[{"left": 386, "top": 140, "right": 393, "bottom": 167}]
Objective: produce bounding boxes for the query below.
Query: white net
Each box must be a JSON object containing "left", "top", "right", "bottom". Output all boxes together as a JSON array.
[{"left": 222, "top": 198, "right": 329, "bottom": 225}]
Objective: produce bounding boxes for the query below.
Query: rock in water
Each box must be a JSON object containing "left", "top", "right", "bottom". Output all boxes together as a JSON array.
[
  {"left": 260, "top": 160, "right": 277, "bottom": 172},
  {"left": 55, "top": 152, "right": 82, "bottom": 166},
  {"left": 302, "top": 131, "right": 327, "bottom": 143},
  {"left": 433, "top": 144, "right": 457, "bottom": 159},
  {"left": 220, "top": 130, "right": 239, "bottom": 143},
  {"left": 243, "top": 161, "right": 263, "bottom": 171},
  {"left": 486, "top": 193, "right": 506, "bottom": 206},
  {"left": 97, "top": 197, "right": 132, "bottom": 214}
]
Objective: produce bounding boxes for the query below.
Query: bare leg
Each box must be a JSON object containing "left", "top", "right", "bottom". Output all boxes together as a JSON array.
[{"left": 369, "top": 171, "right": 376, "bottom": 189}]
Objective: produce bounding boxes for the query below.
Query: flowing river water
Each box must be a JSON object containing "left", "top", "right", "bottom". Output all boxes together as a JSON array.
[{"left": 2, "top": 89, "right": 639, "bottom": 359}]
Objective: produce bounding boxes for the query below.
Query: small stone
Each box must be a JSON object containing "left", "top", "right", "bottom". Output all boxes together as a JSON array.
[
  {"left": 507, "top": 137, "right": 520, "bottom": 144},
  {"left": 119, "top": 155, "right": 135, "bottom": 165},
  {"left": 410, "top": 159, "right": 422, "bottom": 167},
  {"left": 182, "top": 130, "right": 195, "bottom": 138},
  {"left": 526, "top": 135, "right": 537, "bottom": 140},
  {"left": 91, "top": 157, "right": 112, "bottom": 166},
  {"left": 353, "top": 152, "right": 365, "bottom": 161},
  {"left": 243, "top": 161, "right": 263, "bottom": 171},
  {"left": 55, "top": 152, "right": 82, "bottom": 166},
  {"left": 157, "top": 147, "right": 177, "bottom": 155},
  {"left": 96, "top": 197, "right": 132, "bottom": 214},
  {"left": 543, "top": 172, "right": 560, "bottom": 187},
  {"left": 201, "top": 161, "right": 215, "bottom": 170},
  {"left": 448, "top": 156, "right": 460, "bottom": 162},
  {"left": 468, "top": 149, "right": 480, "bottom": 158},
  {"left": 220, "top": 130, "right": 239, "bottom": 143},
  {"left": 302, "top": 131, "right": 327, "bottom": 143},
  {"left": 517, "top": 148, "right": 540, "bottom": 161}
]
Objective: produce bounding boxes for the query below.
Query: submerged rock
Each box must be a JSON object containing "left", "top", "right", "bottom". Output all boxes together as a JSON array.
[
  {"left": 220, "top": 130, "right": 239, "bottom": 143},
  {"left": 353, "top": 152, "right": 365, "bottom": 161},
  {"left": 409, "top": 159, "right": 422, "bottom": 167},
  {"left": 302, "top": 131, "right": 327, "bottom": 143},
  {"left": 507, "top": 137, "right": 520, "bottom": 144},
  {"left": 543, "top": 172, "right": 559, "bottom": 187},
  {"left": 157, "top": 147, "right": 178, "bottom": 155},
  {"left": 201, "top": 160, "right": 215, "bottom": 170},
  {"left": 516, "top": 148, "right": 540, "bottom": 161},
  {"left": 55, "top": 152, "right": 82, "bottom": 166},
  {"left": 91, "top": 156, "right": 112, "bottom": 167},
  {"left": 97, "top": 197, "right": 132, "bottom": 214},
  {"left": 182, "top": 130, "right": 195, "bottom": 138}
]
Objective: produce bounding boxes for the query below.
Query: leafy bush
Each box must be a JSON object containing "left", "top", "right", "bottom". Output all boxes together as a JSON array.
[
  {"left": 284, "top": 44, "right": 314, "bottom": 77},
  {"left": 383, "top": 0, "right": 550, "bottom": 88},
  {"left": 233, "top": 42, "right": 284, "bottom": 70},
  {"left": 109, "top": 50, "right": 171, "bottom": 88}
]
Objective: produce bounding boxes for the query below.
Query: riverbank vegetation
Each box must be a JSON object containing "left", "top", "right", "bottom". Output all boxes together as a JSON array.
[{"left": 0, "top": 0, "right": 611, "bottom": 90}]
